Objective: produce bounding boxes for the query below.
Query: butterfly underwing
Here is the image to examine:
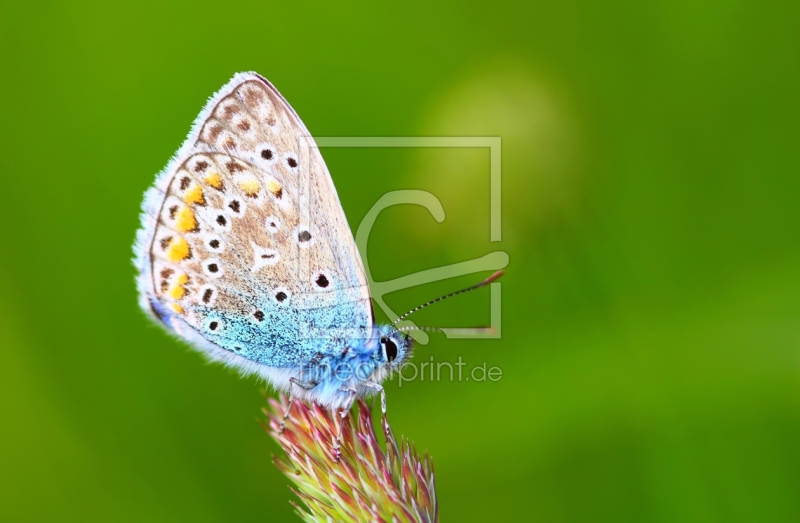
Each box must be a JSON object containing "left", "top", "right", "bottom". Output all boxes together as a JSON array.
[{"left": 133, "top": 72, "right": 411, "bottom": 411}]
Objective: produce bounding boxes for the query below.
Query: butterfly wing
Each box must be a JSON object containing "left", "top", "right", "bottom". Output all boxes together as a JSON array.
[{"left": 134, "top": 72, "right": 373, "bottom": 369}]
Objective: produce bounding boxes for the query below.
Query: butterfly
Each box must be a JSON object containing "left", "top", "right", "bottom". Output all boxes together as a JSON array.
[{"left": 133, "top": 72, "right": 501, "bottom": 425}]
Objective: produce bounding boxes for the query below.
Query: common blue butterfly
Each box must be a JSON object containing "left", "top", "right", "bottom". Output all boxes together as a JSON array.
[
  {"left": 134, "top": 73, "right": 412, "bottom": 416},
  {"left": 133, "top": 72, "right": 500, "bottom": 422}
]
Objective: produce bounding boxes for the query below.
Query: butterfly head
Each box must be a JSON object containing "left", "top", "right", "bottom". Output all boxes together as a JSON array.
[{"left": 376, "top": 324, "right": 413, "bottom": 372}]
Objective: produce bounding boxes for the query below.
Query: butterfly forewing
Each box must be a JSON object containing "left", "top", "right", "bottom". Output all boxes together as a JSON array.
[{"left": 137, "top": 73, "right": 373, "bottom": 367}]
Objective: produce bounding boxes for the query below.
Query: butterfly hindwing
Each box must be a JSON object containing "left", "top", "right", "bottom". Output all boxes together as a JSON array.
[{"left": 136, "top": 73, "right": 373, "bottom": 368}]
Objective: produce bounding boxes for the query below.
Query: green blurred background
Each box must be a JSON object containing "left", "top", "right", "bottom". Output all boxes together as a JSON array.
[{"left": 2, "top": 1, "right": 799, "bottom": 521}]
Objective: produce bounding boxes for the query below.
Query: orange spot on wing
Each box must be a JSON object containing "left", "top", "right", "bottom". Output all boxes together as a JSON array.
[
  {"left": 168, "top": 273, "right": 190, "bottom": 300},
  {"left": 169, "top": 284, "right": 186, "bottom": 300},
  {"left": 171, "top": 303, "right": 184, "bottom": 314},
  {"left": 184, "top": 184, "right": 205, "bottom": 206},
  {"left": 175, "top": 206, "right": 198, "bottom": 233},
  {"left": 267, "top": 179, "right": 283, "bottom": 199},
  {"left": 205, "top": 172, "right": 224, "bottom": 190},
  {"left": 166, "top": 236, "right": 191, "bottom": 261},
  {"left": 240, "top": 178, "right": 261, "bottom": 198}
]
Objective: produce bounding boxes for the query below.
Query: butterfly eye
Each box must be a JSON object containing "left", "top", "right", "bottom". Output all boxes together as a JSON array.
[{"left": 382, "top": 337, "right": 398, "bottom": 363}]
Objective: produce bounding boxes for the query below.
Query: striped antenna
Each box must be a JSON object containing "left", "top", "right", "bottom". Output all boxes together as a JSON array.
[
  {"left": 391, "top": 270, "right": 504, "bottom": 328},
  {"left": 397, "top": 325, "right": 496, "bottom": 336}
]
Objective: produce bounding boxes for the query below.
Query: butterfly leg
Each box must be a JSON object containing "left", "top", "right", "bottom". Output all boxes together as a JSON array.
[
  {"left": 339, "top": 387, "right": 358, "bottom": 404},
  {"left": 332, "top": 387, "right": 358, "bottom": 463},
  {"left": 284, "top": 378, "right": 316, "bottom": 434},
  {"left": 278, "top": 396, "right": 295, "bottom": 435},
  {"left": 361, "top": 382, "right": 394, "bottom": 442},
  {"left": 362, "top": 381, "right": 386, "bottom": 414},
  {"left": 289, "top": 377, "right": 318, "bottom": 390}
]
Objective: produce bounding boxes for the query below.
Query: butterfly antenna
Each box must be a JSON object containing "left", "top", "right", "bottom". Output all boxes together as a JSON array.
[
  {"left": 397, "top": 325, "right": 496, "bottom": 336},
  {"left": 391, "top": 270, "right": 504, "bottom": 327},
  {"left": 397, "top": 325, "right": 447, "bottom": 334}
]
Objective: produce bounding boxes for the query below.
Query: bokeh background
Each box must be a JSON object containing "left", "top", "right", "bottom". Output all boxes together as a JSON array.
[{"left": 2, "top": 1, "right": 799, "bottom": 521}]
